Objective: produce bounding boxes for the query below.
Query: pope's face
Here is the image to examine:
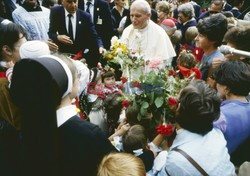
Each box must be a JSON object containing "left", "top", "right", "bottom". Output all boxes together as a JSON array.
[
  {"left": 62, "top": 0, "right": 78, "bottom": 14},
  {"left": 130, "top": 7, "right": 150, "bottom": 29}
]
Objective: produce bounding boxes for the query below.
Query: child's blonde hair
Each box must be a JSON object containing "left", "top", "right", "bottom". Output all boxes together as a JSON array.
[{"left": 97, "top": 152, "right": 146, "bottom": 176}]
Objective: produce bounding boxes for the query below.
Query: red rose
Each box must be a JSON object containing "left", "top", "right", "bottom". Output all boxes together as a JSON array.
[
  {"left": 120, "top": 76, "right": 128, "bottom": 84},
  {"left": 168, "top": 97, "right": 178, "bottom": 106},
  {"left": 156, "top": 124, "right": 174, "bottom": 136},
  {"left": 122, "top": 100, "right": 130, "bottom": 108}
]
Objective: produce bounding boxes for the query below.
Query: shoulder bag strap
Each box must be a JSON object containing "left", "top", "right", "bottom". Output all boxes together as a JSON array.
[{"left": 172, "top": 147, "right": 209, "bottom": 176}]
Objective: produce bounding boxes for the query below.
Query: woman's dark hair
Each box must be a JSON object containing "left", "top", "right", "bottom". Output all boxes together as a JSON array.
[
  {"left": 122, "top": 125, "right": 147, "bottom": 153},
  {"left": 176, "top": 80, "right": 221, "bottom": 135},
  {"left": 0, "top": 23, "right": 27, "bottom": 58},
  {"left": 101, "top": 71, "right": 115, "bottom": 82},
  {"left": 197, "top": 13, "right": 227, "bottom": 48},
  {"left": 213, "top": 59, "right": 250, "bottom": 96}
]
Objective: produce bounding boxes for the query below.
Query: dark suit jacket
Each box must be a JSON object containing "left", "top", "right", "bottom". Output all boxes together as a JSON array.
[
  {"left": 78, "top": 0, "right": 115, "bottom": 49},
  {"left": 223, "top": 2, "right": 232, "bottom": 11},
  {"left": 58, "top": 115, "right": 115, "bottom": 176},
  {"left": 231, "top": 8, "right": 241, "bottom": 18},
  {"left": 197, "top": 11, "right": 209, "bottom": 21},
  {"left": 176, "top": 19, "right": 197, "bottom": 44},
  {"left": 48, "top": 5, "right": 102, "bottom": 54},
  {"left": 48, "top": 5, "right": 103, "bottom": 67}
]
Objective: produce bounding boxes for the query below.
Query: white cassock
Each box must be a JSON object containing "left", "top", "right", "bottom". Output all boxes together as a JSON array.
[
  {"left": 12, "top": 6, "right": 50, "bottom": 41},
  {"left": 121, "top": 20, "right": 176, "bottom": 65}
]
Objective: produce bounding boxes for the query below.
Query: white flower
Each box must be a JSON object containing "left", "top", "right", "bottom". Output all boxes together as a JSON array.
[
  {"left": 116, "top": 48, "right": 123, "bottom": 55},
  {"left": 111, "top": 36, "right": 119, "bottom": 46}
]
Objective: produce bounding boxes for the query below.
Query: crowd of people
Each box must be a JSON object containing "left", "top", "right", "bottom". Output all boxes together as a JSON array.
[{"left": 0, "top": 0, "right": 250, "bottom": 176}]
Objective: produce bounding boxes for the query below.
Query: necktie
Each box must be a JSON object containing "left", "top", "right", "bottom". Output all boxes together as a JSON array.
[
  {"left": 67, "top": 14, "right": 74, "bottom": 41},
  {"left": 86, "top": 1, "right": 91, "bottom": 13}
]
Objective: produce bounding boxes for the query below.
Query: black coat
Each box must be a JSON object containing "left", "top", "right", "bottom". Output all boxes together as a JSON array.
[{"left": 57, "top": 116, "right": 115, "bottom": 176}]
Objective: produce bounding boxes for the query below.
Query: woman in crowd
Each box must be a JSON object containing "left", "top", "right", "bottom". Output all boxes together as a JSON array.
[
  {"left": 111, "top": 0, "right": 129, "bottom": 36},
  {"left": 213, "top": 60, "right": 250, "bottom": 166},
  {"left": 159, "top": 80, "right": 235, "bottom": 176},
  {"left": 155, "top": 1, "right": 176, "bottom": 24},
  {"left": 176, "top": 2, "right": 197, "bottom": 44},
  {"left": 0, "top": 22, "right": 27, "bottom": 176}
]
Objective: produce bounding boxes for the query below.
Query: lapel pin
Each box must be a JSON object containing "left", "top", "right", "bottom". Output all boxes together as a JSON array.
[
  {"left": 79, "top": 21, "right": 81, "bottom": 24},
  {"left": 97, "top": 8, "right": 99, "bottom": 11}
]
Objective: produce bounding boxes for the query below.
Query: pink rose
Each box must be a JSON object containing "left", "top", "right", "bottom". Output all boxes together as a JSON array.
[{"left": 148, "top": 58, "right": 164, "bottom": 69}]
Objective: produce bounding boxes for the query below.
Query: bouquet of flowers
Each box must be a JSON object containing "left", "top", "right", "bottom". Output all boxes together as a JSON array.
[
  {"left": 103, "top": 37, "right": 199, "bottom": 136},
  {"left": 102, "top": 36, "right": 145, "bottom": 81}
]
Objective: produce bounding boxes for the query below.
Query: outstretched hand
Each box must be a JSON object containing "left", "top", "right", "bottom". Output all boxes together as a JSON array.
[{"left": 57, "top": 35, "right": 73, "bottom": 45}]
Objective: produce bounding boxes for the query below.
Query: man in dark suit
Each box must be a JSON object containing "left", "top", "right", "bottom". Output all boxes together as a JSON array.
[
  {"left": 230, "top": 0, "right": 244, "bottom": 18},
  {"left": 48, "top": 0, "right": 105, "bottom": 68},
  {"left": 78, "top": 0, "right": 115, "bottom": 49},
  {"left": 223, "top": 0, "right": 232, "bottom": 11}
]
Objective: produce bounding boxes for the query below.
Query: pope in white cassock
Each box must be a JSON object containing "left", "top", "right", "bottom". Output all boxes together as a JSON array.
[{"left": 121, "top": 0, "right": 176, "bottom": 65}]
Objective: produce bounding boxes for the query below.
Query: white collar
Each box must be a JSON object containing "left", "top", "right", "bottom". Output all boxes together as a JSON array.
[
  {"left": 56, "top": 105, "right": 78, "bottom": 127},
  {"left": 64, "top": 8, "right": 76, "bottom": 19},
  {"left": 232, "top": 7, "right": 239, "bottom": 10},
  {"left": 183, "top": 17, "right": 195, "bottom": 25}
]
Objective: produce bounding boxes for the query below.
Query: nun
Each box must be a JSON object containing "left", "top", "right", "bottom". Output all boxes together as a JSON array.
[{"left": 10, "top": 55, "right": 114, "bottom": 176}]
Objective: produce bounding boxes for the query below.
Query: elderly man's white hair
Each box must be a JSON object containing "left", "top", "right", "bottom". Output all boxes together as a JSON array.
[{"left": 131, "top": 0, "right": 151, "bottom": 14}]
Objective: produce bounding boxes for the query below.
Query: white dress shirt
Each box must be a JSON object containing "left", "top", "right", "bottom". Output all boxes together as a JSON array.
[
  {"left": 64, "top": 9, "right": 76, "bottom": 40},
  {"left": 85, "top": 0, "right": 95, "bottom": 22}
]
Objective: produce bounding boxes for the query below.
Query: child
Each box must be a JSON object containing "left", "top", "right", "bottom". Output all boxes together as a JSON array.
[
  {"left": 98, "top": 152, "right": 146, "bottom": 176},
  {"left": 104, "top": 93, "right": 123, "bottom": 135},
  {"left": 176, "top": 50, "right": 201, "bottom": 79},
  {"left": 181, "top": 26, "right": 203, "bottom": 62},
  {"left": 102, "top": 69, "right": 123, "bottom": 96},
  {"left": 122, "top": 125, "right": 155, "bottom": 172},
  {"left": 80, "top": 67, "right": 109, "bottom": 135}
]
